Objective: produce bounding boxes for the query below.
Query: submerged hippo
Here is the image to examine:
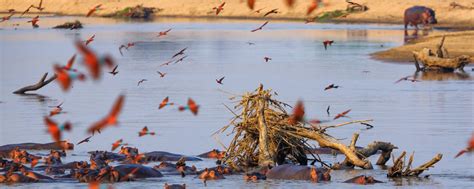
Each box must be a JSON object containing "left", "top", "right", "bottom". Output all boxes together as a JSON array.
[
  {"left": 6, "top": 173, "right": 38, "bottom": 183},
  {"left": 244, "top": 172, "right": 267, "bottom": 181},
  {"left": 404, "top": 6, "right": 437, "bottom": 32},
  {"left": 164, "top": 183, "right": 186, "bottom": 189},
  {"left": 153, "top": 161, "right": 197, "bottom": 175},
  {"left": 144, "top": 151, "right": 202, "bottom": 162},
  {"left": 0, "top": 141, "right": 74, "bottom": 152},
  {"left": 114, "top": 164, "right": 163, "bottom": 178},
  {"left": 197, "top": 149, "right": 226, "bottom": 159},
  {"left": 266, "top": 164, "right": 331, "bottom": 182},
  {"left": 198, "top": 168, "right": 225, "bottom": 181},
  {"left": 343, "top": 175, "right": 383, "bottom": 185}
]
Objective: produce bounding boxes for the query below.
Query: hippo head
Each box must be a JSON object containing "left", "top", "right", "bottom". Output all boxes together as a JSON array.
[
  {"left": 0, "top": 174, "right": 6, "bottom": 183},
  {"left": 310, "top": 167, "right": 318, "bottom": 182},
  {"left": 423, "top": 9, "right": 437, "bottom": 24},
  {"left": 119, "top": 146, "right": 139, "bottom": 156}
]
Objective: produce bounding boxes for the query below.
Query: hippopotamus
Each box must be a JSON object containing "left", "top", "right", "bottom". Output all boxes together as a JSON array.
[
  {"left": 89, "top": 151, "right": 127, "bottom": 162},
  {"left": 244, "top": 172, "right": 267, "bottom": 181},
  {"left": 45, "top": 166, "right": 66, "bottom": 175},
  {"left": 266, "top": 164, "right": 331, "bottom": 182},
  {"left": 164, "top": 183, "right": 186, "bottom": 189},
  {"left": 5, "top": 173, "right": 39, "bottom": 183},
  {"left": 0, "top": 141, "right": 74, "bottom": 152},
  {"left": 404, "top": 6, "right": 437, "bottom": 32},
  {"left": 20, "top": 167, "right": 54, "bottom": 181},
  {"left": 7, "top": 147, "right": 41, "bottom": 164},
  {"left": 119, "top": 146, "right": 139, "bottom": 157},
  {"left": 343, "top": 175, "right": 383, "bottom": 185},
  {"left": 198, "top": 168, "right": 225, "bottom": 181},
  {"left": 144, "top": 151, "right": 202, "bottom": 162},
  {"left": 197, "top": 165, "right": 236, "bottom": 176},
  {"left": 113, "top": 164, "right": 163, "bottom": 179},
  {"left": 71, "top": 168, "right": 100, "bottom": 182},
  {"left": 198, "top": 149, "right": 226, "bottom": 159},
  {"left": 153, "top": 161, "right": 197, "bottom": 175}
]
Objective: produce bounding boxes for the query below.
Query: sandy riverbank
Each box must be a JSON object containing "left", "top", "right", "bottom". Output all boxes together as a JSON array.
[
  {"left": 1, "top": 0, "right": 474, "bottom": 27},
  {"left": 372, "top": 31, "right": 474, "bottom": 63}
]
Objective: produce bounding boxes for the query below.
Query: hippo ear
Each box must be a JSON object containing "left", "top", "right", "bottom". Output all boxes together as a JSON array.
[{"left": 252, "top": 175, "right": 258, "bottom": 181}]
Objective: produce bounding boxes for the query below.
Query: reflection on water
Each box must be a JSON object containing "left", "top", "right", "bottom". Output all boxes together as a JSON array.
[
  {"left": 414, "top": 70, "right": 472, "bottom": 81},
  {"left": 1, "top": 17, "right": 473, "bottom": 188}
]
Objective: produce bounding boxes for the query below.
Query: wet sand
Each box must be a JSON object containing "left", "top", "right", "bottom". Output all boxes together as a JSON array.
[
  {"left": 1, "top": 0, "right": 474, "bottom": 27},
  {"left": 372, "top": 31, "right": 474, "bottom": 62}
]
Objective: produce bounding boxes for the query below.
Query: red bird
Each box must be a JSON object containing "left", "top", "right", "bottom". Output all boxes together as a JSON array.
[
  {"left": 179, "top": 98, "right": 199, "bottom": 116},
  {"left": 247, "top": 0, "right": 256, "bottom": 10},
  {"left": 324, "top": 84, "right": 340, "bottom": 91},
  {"left": 323, "top": 40, "right": 334, "bottom": 50},
  {"left": 76, "top": 40, "right": 114, "bottom": 80},
  {"left": 213, "top": 2, "right": 226, "bottom": 15},
  {"left": 111, "top": 139, "right": 125, "bottom": 151},
  {"left": 264, "top": 57, "right": 272, "bottom": 62},
  {"left": 44, "top": 116, "right": 72, "bottom": 143},
  {"left": 54, "top": 65, "right": 86, "bottom": 91},
  {"left": 333, "top": 109, "right": 351, "bottom": 120},
  {"left": 307, "top": 0, "right": 321, "bottom": 15},
  {"left": 157, "top": 71, "right": 167, "bottom": 78},
  {"left": 85, "top": 35, "right": 95, "bottom": 46},
  {"left": 0, "top": 13, "right": 14, "bottom": 22},
  {"left": 32, "top": 0, "right": 45, "bottom": 11},
  {"left": 27, "top": 15, "right": 39, "bottom": 27},
  {"left": 87, "top": 95, "right": 125, "bottom": 134},
  {"left": 455, "top": 133, "right": 474, "bottom": 158},
  {"left": 285, "top": 0, "right": 296, "bottom": 7},
  {"left": 159, "top": 96, "right": 174, "bottom": 109},
  {"left": 64, "top": 54, "right": 77, "bottom": 71},
  {"left": 251, "top": 21, "right": 269, "bottom": 32},
  {"left": 49, "top": 107, "right": 63, "bottom": 117},
  {"left": 157, "top": 28, "right": 172, "bottom": 37},
  {"left": 288, "top": 100, "right": 305, "bottom": 125},
  {"left": 86, "top": 4, "right": 102, "bottom": 17},
  {"left": 216, "top": 76, "right": 225, "bottom": 85},
  {"left": 139, "top": 126, "right": 156, "bottom": 137}
]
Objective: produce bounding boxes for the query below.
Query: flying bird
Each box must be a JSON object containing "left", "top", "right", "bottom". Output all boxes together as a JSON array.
[
  {"left": 159, "top": 96, "right": 174, "bottom": 109},
  {"left": 178, "top": 98, "right": 199, "bottom": 116},
  {"left": 333, "top": 109, "right": 351, "bottom": 120},
  {"left": 64, "top": 54, "right": 77, "bottom": 71},
  {"left": 213, "top": 2, "right": 226, "bottom": 15},
  {"left": 157, "top": 28, "right": 172, "bottom": 37},
  {"left": 216, "top": 76, "right": 225, "bottom": 85},
  {"left": 247, "top": 42, "right": 255, "bottom": 45},
  {"left": 44, "top": 116, "right": 72, "bottom": 143},
  {"left": 251, "top": 21, "right": 269, "bottom": 32},
  {"left": 87, "top": 94, "right": 125, "bottom": 135},
  {"left": 307, "top": 0, "right": 321, "bottom": 15},
  {"left": 160, "top": 60, "right": 174, "bottom": 67},
  {"left": 137, "top": 79, "right": 147, "bottom": 86},
  {"left": 157, "top": 71, "right": 166, "bottom": 78},
  {"left": 395, "top": 76, "right": 420, "bottom": 83},
  {"left": 20, "top": 5, "right": 34, "bottom": 17},
  {"left": 139, "top": 126, "right": 156, "bottom": 137},
  {"left": 254, "top": 8, "right": 265, "bottom": 13},
  {"left": 247, "top": 0, "right": 256, "bottom": 10},
  {"left": 172, "top": 48, "right": 187, "bottom": 59},
  {"left": 264, "top": 57, "right": 272, "bottom": 62},
  {"left": 324, "top": 84, "right": 340, "bottom": 91},
  {"left": 109, "top": 65, "right": 119, "bottom": 75},
  {"left": 54, "top": 64, "right": 86, "bottom": 91},
  {"left": 361, "top": 122, "right": 374, "bottom": 130},
  {"left": 85, "top": 35, "right": 95, "bottom": 46},
  {"left": 75, "top": 40, "right": 115, "bottom": 80},
  {"left": 174, "top": 55, "right": 188, "bottom": 64},
  {"left": 0, "top": 13, "right": 14, "bottom": 22},
  {"left": 77, "top": 136, "right": 93, "bottom": 145},
  {"left": 27, "top": 15, "right": 39, "bottom": 27},
  {"left": 86, "top": 4, "right": 102, "bottom": 17},
  {"left": 455, "top": 133, "right": 474, "bottom": 158},
  {"left": 263, "top": 9, "right": 279, "bottom": 17},
  {"left": 32, "top": 0, "right": 45, "bottom": 11},
  {"left": 118, "top": 43, "right": 135, "bottom": 56},
  {"left": 326, "top": 105, "right": 330, "bottom": 116},
  {"left": 111, "top": 139, "right": 125, "bottom": 151},
  {"left": 322, "top": 40, "right": 334, "bottom": 50},
  {"left": 49, "top": 106, "right": 63, "bottom": 117},
  {"left": 288, "top": 100, "right": 305, "bottom": 125},
  {"left": 284, "top": 0, "right": 296, "bottom": 7}
]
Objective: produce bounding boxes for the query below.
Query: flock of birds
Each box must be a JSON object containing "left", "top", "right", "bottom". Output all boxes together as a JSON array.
[{"left": 1, "top": 0, "right": 474, "bottom": 188}]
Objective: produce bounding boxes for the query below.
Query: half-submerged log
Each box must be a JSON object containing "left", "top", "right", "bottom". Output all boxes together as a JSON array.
[
  {"left": 53, "top": 20, "right": 83, "bottom": 29},
  {"left": 13, "top": 72, "right": 56, "bottom": 94},
  {"left": 387, "top": 152, "right": 442, "bottom": 177}
]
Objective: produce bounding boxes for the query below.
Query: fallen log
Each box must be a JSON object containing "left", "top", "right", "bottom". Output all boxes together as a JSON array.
[
  {"left": 413, "top": 48, "right": 470, "bottom": 71},
  {"left": 13, "top": 72, "right": 56, "bottom": 94},
  {"left": 387, "top": 152, "right": 442, "bottom": 177}
]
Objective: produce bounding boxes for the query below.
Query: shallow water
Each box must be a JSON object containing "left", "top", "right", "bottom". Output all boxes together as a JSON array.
[{"left": 0, "top": 17, "right": 473, "bottom": 188}]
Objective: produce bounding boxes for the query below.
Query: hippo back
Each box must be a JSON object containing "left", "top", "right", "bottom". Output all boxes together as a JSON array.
[
  {"left": 114, "top": 164, "right": 163, "bottom": 178},
  {"left": 266, "top": 165, "right": 313, "bottom": 180},
  {"left": 404, "top": 6, "right": 437, "bottom": 25}
]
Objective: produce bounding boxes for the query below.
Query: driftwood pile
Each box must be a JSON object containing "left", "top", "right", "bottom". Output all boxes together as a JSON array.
[
  {"left": 413, "top": 36, "right": 471, "bottom": 72},
  {"left": 52, "top": 20, "right": 83, "bottom": 29},
  {"left": 108, "top": 5, "right": 158, "bottom": 19},
  {"left": 216, "top": 85, "right": 406, "bottom": 171},
  {"left": 388, "top": 152, "right": 442, "bottom": 177}
]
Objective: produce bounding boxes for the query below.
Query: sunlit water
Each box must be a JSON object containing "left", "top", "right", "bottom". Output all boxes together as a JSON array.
[{"left": 0, "top": 16, "right": 473, "bottom": 188}]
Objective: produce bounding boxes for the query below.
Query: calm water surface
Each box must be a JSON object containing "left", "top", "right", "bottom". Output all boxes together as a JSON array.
[{"left": 0, "top": 17, "right": 473, "bottom": 188}]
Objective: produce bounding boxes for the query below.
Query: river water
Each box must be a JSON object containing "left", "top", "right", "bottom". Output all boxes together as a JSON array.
[{"left": 0, "top": 16, "right": 473, "bottom": 188}]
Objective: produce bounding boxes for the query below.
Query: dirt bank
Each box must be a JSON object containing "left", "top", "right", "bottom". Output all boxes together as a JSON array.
[
  {"left": 1, "top": 0, "right": 474, "bottom": 27},
  {"left": 372, "top": 31, "right": 474, "bottom": 63}
]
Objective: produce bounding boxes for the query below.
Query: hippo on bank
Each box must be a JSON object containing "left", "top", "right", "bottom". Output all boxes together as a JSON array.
[
  {"left": 404, "top": 6, "right": 437, "bottom": 32},
  {"left": 266, "top": 164, "right": 331, "bottom": 182}
]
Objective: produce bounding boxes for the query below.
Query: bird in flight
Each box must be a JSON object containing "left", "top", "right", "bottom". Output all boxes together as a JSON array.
[
  {"left": 324, "top": 84, "right": 340, "bottom": 91},
  {"left": 138, "top": 126, "right": 156, "bottom": 137},
  {"left": 172, "top": 48, "right": 187, "bottom": 59},
  {"left": 157, "top": 71, "right": 167, "bottom": 78},
  {"left": 0, "top": 13, "right": 14, "bottom": 22},
  {"left": 288, "top": 101, "right": 305, "bottom": 125},
  {"left": 85, "top": 34, "right": 95, "bottom": 46},
  {"left": 333, "top": 109, "right": 351, "bottom": 120},
  {"left": 264, "top": 57, "right": 272, "bottom": 62},
  {"left": 27, "top": 15, "right": 40, "bottom": 28},
  {"left": 179, "top": 98, "right": 199, "bottom": 116},
  {"left": 263, "top": 9, "right": 279, "bottom": 17},
  {"left": 247, "top": 0, "right": 256, "bottom": 10},
  {"left": 213, "top": 2, "right": 226, "bottom": 15},
  {"left": 394, "top": 75, "right": 420, "bottom": 83},
  {"left": 44, "top": 116, "right": 72, "bottom": 143},
  {"left": 251, "top": 21, "right": 269, "bottom": 32},
  {"left": 87, "top": 94, "right": 125, "bottom": 135},
  {"left": 455, "top": 133, "right": 474, "bottom": 158},
  {"left": 137, "top": 79, "right": 147, "bottom": 86},
  {"left": 75, "top": 40, "right": 115, "bottom": 80},
  {"left": 174, "top": 55, "right": 188, "bottom": 64},
  {"left": 86, "top": 4, "right": 102, "bottom": 17},
  {"left": 107, "top": 65, "right": 119, "bottom": 76},
  {"left": 254, "top": 8, "right": 265, "bottom": 14},
  {"left": 77, "top": 136, "right": 92, "bottom": 145},
  {"left": 119, "top": 42, "right": 135, "bottom": 56},
  {"left": 322, "top": 40, "right": 334, "bottom": 50},
  {"left": 32, "top": 0, "right": 45, "bottom": 11},
  {"left": 111, "top": 139, "right": 126, "bottom": 151},
  {"left": 159, "top": 96, "right": 174, "bottom": 109},
  {"left": 216, "top": 76, "right": 225, "bottom": 85},
  {"left": 157, "top": 28, "right": 172, "bottom": 37},
  {"left": 54, "top": 64, "right": 86, "bottom": 91},
  {"left": 307, "top": 0, "right": 321, "bottom": 15}
]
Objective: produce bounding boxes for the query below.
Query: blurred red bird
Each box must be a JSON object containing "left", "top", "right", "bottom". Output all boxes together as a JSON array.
[
  {"left": 64, "top": 54, "right": 77, "bottom": 71},
  {"left": 139, "top": 126, "right": 156, "bottom": 137},
  {"left": 157, "top": 29, "right": 172, "bottom": 37},
  {"left": 27, "top": 15, "right": 39, "bottom": 27},
  {"left": 455, "top": 133, "right": 474, "bottom": 158},
  {"left": 251, "top": 21, "right": 269, "bottom": 32},
  {"left": 0, "top": 13, "right": 14, "bottom": 22},
  {"left": 285, "top": 0, "right": 295, "bottom": 7},
  {"left": 247, "top": 0, "right": 256, "bottom": 10},
  {"left": 87, "top": 95, "right": 125, "bottom": 134},
  {"left": 111, "top": 139, "right": 124, "bottom": 151},
  {"left": 333, "top": 109, "right": 351, "bottom": 120},
  {"left": 179, "top": 98, "right": 199, "bottom": 116},
  {"left": 54, "top": 65, "right": 86, "bottom": 91},
  {"left": 307, "top": 0, "right": 321, "bottom": 15},
  {"left": 86, "top": 4, "right": 102, "bottom": 17},
  {"left": 159, "top": 96, "right": 174, "bottom": 109},
  {"left": 323, "top": 40, "right": 334, "bottom": 50},
  {"left": 76, "top": 40, "right": 114, "bottom": 80},
  {"left": 157, "top": 71, "right": 167, "bottom": 78},
  {"left": 85, "top": 35, "right": 95, "bottom": 46},
  {"left": 213, "top": 2, "right": 226, "bottom": 15},
  {"left": 288, "top": 100, "right": 305, "bottom": 125},
  {"left": 44, "top": 116, "right": 72, "bottom": 143}
]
